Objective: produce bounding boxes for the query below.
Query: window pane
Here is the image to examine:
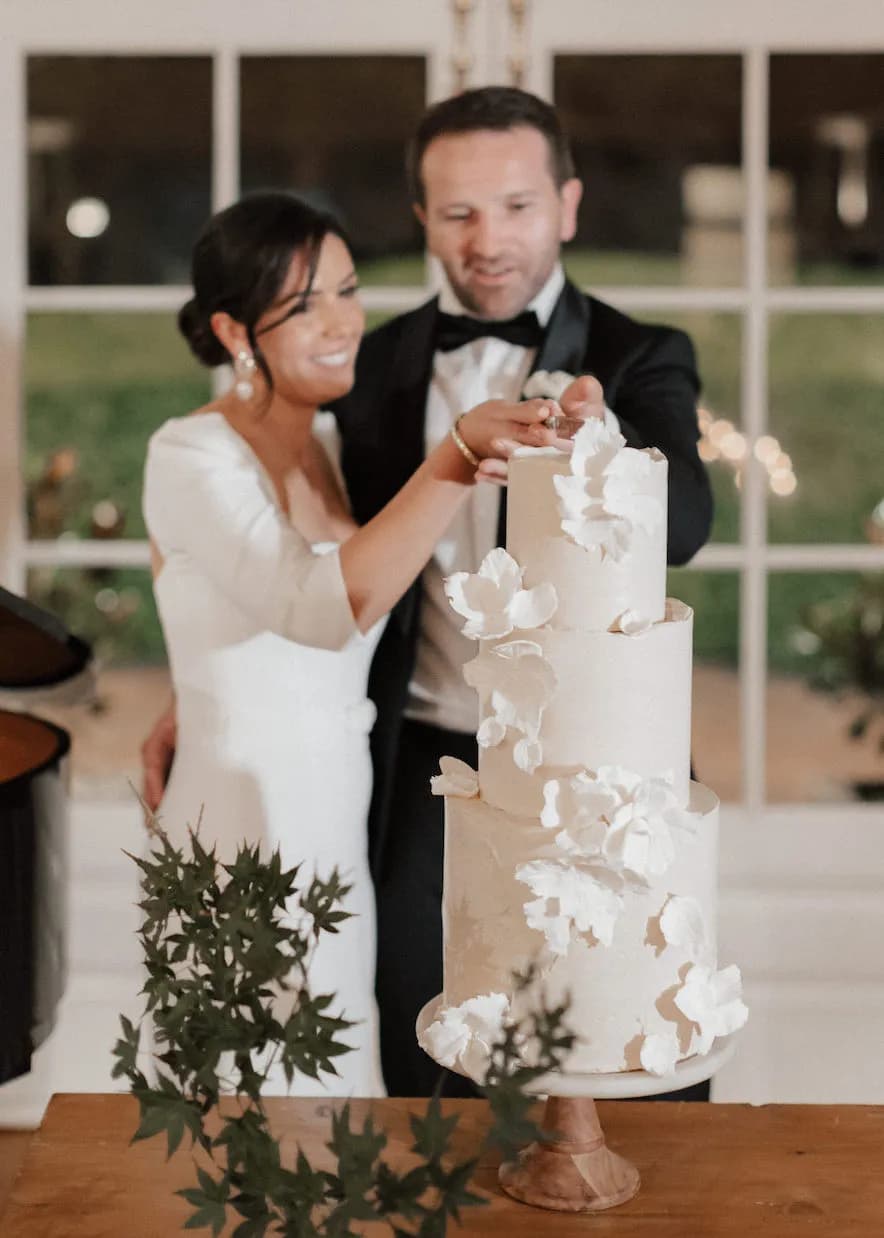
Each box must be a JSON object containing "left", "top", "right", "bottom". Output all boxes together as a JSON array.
[
  {"left": 669, "top": 569, "right": 740, "bottom": 803},
  {"left": 555, "top": 55, "right": 742, "bottom": 286},
  {"left": 768, "top": 315, "right": 884, "bottom": 544},
  {"left": 770, "top": 55, "right": 884, "bottom": 286},
  {"left": 364, "top": 308, "right": 402, "bottom": 332},
  {"left": 660, "top": 312, "right": 741, "bottom": 543},
  {"left": 767, "top": 572, "right": 884, "bottom": 803},
  {"left": 27, "top": 57, "right": 212, "bottom": 286},
  {"left": 240, "top": 56, "right": 426, "bottom": 285},
  {"left": 26, "top": 314, "right": 211, "bottom": 541},
  {"left": 26, "top": 567, "right": 169, "bottom": 798}
]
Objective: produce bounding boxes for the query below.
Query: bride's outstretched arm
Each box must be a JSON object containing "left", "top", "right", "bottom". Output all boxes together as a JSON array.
[
  {"left": 144, "top": 398, "right": 557, "bottom": 652},
  {"left": 338, "top": 397, "right": 555, "bottom": 632}
]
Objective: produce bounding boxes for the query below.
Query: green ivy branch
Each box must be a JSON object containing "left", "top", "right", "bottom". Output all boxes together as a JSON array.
[{"left": 113, "top": 828, "right": 574, "bottom": 1236}]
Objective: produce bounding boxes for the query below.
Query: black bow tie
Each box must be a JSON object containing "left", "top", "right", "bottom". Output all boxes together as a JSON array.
[{"left": 434, "top": 309, "right": 544, "bottom": 353}]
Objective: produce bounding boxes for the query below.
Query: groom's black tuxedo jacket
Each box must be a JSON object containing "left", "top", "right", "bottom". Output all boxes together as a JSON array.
[{"left": 332, "top": 279, "right": 713, "bottom": 874}]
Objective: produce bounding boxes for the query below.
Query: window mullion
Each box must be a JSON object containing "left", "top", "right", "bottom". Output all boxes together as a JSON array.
[
  {"left": 212, "top": 44, "right": 239, "bottom": 212},
  {"left": 0, "top": 38, "right": 25, "bottom": 592},
  {"left": 741, "top": 45, "right": 770, "bottom": 813}
]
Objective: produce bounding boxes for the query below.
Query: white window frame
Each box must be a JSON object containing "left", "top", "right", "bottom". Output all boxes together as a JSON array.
[{"left": 2, "top": 0, "right": 884, "bottom": 824}]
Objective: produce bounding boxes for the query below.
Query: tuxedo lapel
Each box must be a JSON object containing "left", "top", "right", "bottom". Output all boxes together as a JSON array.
[
  {"left": 496, "top": 280, "right": 591, "bottom": 544},
  {"left": 385, "top": 297, "right": 438, "bottom": 488},
  {"left": 534, "top": 280, "right": 591, "bottom": 376},
  {"left": 385, "top": 297, "right": 438, "bottom": 633}
]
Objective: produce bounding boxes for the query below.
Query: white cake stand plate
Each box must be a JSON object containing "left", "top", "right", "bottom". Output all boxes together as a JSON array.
[{"left": 417, "top": 994, "right": 736, "bottom": 1215}]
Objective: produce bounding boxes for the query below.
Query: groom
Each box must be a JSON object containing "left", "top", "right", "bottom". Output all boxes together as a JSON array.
[
  {"left": 333, "top": 86, "right": 712, "bottom": 1099},
  {"left": 143, "top": 86, "right": 713, "bottom": 1098}
]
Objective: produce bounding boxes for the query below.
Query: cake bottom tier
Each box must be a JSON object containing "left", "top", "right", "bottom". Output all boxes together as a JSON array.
[{"left": 442, "top": 782, "right": 720, "bottom": 1075}]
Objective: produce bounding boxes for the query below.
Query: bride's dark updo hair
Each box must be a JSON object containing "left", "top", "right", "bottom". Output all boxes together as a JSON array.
[{"left": 178, "top": 192, "right": 346, "bottom": 384}]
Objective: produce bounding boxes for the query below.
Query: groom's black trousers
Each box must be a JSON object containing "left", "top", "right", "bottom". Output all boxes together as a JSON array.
[
  {"left": 374, "top": 719, "right": 480, "bottom": 1099},
  {"left": 373, "top": 718, "right": 709, "bottom": 1103}
]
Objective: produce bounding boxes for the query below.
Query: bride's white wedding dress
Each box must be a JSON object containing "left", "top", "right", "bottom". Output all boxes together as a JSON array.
[{"left": 143, "top": 410, "right": 384, "bottom": 1096}]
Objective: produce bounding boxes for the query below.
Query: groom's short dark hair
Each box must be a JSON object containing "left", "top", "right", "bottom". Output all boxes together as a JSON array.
[{"left": 407, "top": 86, "right": 576, "bottom": 205}]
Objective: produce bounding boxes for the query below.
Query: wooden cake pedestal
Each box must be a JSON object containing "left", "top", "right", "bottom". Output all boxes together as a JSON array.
[{"left": 417, "top": 995, "right": 735, "bottom": 1215}]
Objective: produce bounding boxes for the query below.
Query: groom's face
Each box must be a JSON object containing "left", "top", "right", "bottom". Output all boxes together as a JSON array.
[{"left": 415, "top": 125, "right": 581, "bottom": 320}]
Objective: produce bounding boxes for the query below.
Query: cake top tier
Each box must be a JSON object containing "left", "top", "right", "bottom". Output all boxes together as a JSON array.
[{"left": 504, "top": 413, "right": 669, "bottom": 633}]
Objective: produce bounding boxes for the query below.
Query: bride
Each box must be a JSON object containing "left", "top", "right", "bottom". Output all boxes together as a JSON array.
[{"left": 142, "top": 192, "right": 559, "bottom": 1097}]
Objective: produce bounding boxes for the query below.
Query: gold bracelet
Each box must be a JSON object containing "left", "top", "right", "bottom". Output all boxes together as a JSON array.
[{"left": 450, "top": 415, "right": 480, "bottom": 468}]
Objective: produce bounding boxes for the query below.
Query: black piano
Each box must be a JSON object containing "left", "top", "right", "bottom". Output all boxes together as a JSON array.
[{"left": 0, "top": 585, "right": 92, "bottom": 1084}]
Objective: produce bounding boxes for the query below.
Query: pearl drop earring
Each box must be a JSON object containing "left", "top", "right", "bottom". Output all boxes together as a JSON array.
[{"left": 233, "top": 349, "right": 257, "bottom": 401}]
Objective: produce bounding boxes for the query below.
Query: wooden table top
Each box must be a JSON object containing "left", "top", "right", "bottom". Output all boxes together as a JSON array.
[{"left": 3, "top": 1094, "right": 884, "bottom": 1236}]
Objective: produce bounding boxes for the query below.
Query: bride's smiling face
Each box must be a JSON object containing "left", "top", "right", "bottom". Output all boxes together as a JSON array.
[{"left": 254, "top": 233, "right": 364, "bottom": 406}]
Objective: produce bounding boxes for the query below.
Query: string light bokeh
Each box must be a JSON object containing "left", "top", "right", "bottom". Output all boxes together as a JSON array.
[{"left": 697, "top": 407, "right": 798, "bottom": 496}]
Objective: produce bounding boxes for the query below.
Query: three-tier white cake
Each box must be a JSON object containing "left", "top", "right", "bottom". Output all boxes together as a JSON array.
[{"left": 419, "top": 409, "right": 747, "bottom": 1082}]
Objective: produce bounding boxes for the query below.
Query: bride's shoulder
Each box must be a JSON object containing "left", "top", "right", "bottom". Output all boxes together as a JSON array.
[{"left": 147, "top": 411, "right": 251, "bottom": 466}]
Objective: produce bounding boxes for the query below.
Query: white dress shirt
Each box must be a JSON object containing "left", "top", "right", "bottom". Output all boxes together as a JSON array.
[{"left": 405, "top": 264, "right": 566, "bottom": 733}]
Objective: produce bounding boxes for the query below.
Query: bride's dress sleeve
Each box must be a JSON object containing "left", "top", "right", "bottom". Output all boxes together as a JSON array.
[{"left": 144, "top": 417, "right": 358, "bottom": 651}]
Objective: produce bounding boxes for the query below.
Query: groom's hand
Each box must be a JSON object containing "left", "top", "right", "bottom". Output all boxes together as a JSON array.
[
  {"left": 559, "top": 374, "right": 606, "bottom": 422},
  {"left": 476, "top": 376, "right": 607, "bottom": 486},
  {"left": 141, "top": 699, "right": 177, "bottom": 813}
]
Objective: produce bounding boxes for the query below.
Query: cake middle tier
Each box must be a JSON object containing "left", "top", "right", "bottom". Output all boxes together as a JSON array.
[{"left": 469, "top": 599, "right": 693, "bottom": 815}]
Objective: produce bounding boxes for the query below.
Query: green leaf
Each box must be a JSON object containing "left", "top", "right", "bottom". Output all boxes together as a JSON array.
[
  {"left": 231, "top": 1220, "right": 272, "bottom": 1238},
  {"left": 177, "top": 1170, "right": 229, "bottom": 1236},
  {"left": 410, "top": 1093, "right": 459, "bottom": 1163},
  {"left": 110, "top": 1012, "right": 141, "bottom": 1079},
  {"left": 131, "top": 1090, "right": 203, "bottom": 1159}
]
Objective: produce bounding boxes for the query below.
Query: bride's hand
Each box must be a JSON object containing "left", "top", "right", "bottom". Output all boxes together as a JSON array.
[
  {"left": 475, "top": 457, "right": 509, "bottom": 487},
  {"left": 457, "top": 397, "right": 561, "bottom": 460}
]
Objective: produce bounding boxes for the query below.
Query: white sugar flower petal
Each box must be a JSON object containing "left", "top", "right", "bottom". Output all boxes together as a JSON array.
[
  {"left": 523, "top": 369, "right": 575, "bottom": 401},
  {"left": 430, "top": 756, "right": 479, "bottom": 798},
  {"left": 570, "top": 417, "right": 625, "bottom": 477},
  {"left": 563, "top": 514, "right": 620, "bottom": 552},
  {"left": 460, "top": 1037, "right": 494, "bottom": 1083},
  {"left": 674, "top": 964, "right": 713, "bottom": 1025},
  {"left": 465, "top": 642, "right": 557, "bottom": 773},
  {"left": 541, "top": 771, "right": 619, "bottom": 831},
  {"left": 445, "top": 573, "right": 510, "bottom": 640},
  {"left": 553, "top": 472, "right": 592, "bottom": 516},
  {"left": 707, "top": 965, "right": 750, "bottom": 1036},
  {"left": 603, "top": 446, "right": 653, "bottom": 483},
  {"left": 418, "top": 1010, "right": 470, "bottom": 1068},
  {"left": 442, "top": 572, "right": 473, "bottom": 617},
  {"left": 477, "top": 716, "right": 506, "bottom": 748},
  {"left": 607, "top": 813, "right": 676, "bottom": 882},
  {"left": 493, "top": 639, "right": 543, "bottom": 660},
  {"left": 596, "top": 765, "right": 644, "bottom": 798},
  {"left": 545, "top": 765, "right": 699, "bottom": 884},
  {"left": 461, "top": 991, "right": 509, "bottom": 1029},
  {"left": 513, "top": 736, "right": 543, "bottom": 773},
  {"left": 508, "top": 582, "right": 558, "bottom": 631},
  {"left": 487, "top": 651, "right": 558, "bottom": 735},
  {"left": 523, "top": 898, "right": 572, "bottom": 956},
  {"left": 659, "top": 896, "right": 707, "bottom": 957},
  {"left": 517, "top": 860, "right": 623, "bottom": 954},
  {"left": 418, "top": 993, "right": 510, "bottom": 1083},
  {"left": 640, "top": 1031, "right": 681, "bottom": 1077},
  {"left": 479, "top": 547, "right": 523, "bottom": 593},
  {"left": 674, "top": 963, "right": 749, "bottom": 1046},
  {"left": 555, "top": 425, "right": 663, "bottom": 557},
  {"left": 612, "top": 608, "right": 655, "bottom": 635},
  {"left": 601, "top": 407, "right": 621, "bottom": 434},
  {"left": 604, "top": 486, "right": 664, "bottom": 536},
  {"left": 444, "top": 550, "right": 556, "bottom": 640}
]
